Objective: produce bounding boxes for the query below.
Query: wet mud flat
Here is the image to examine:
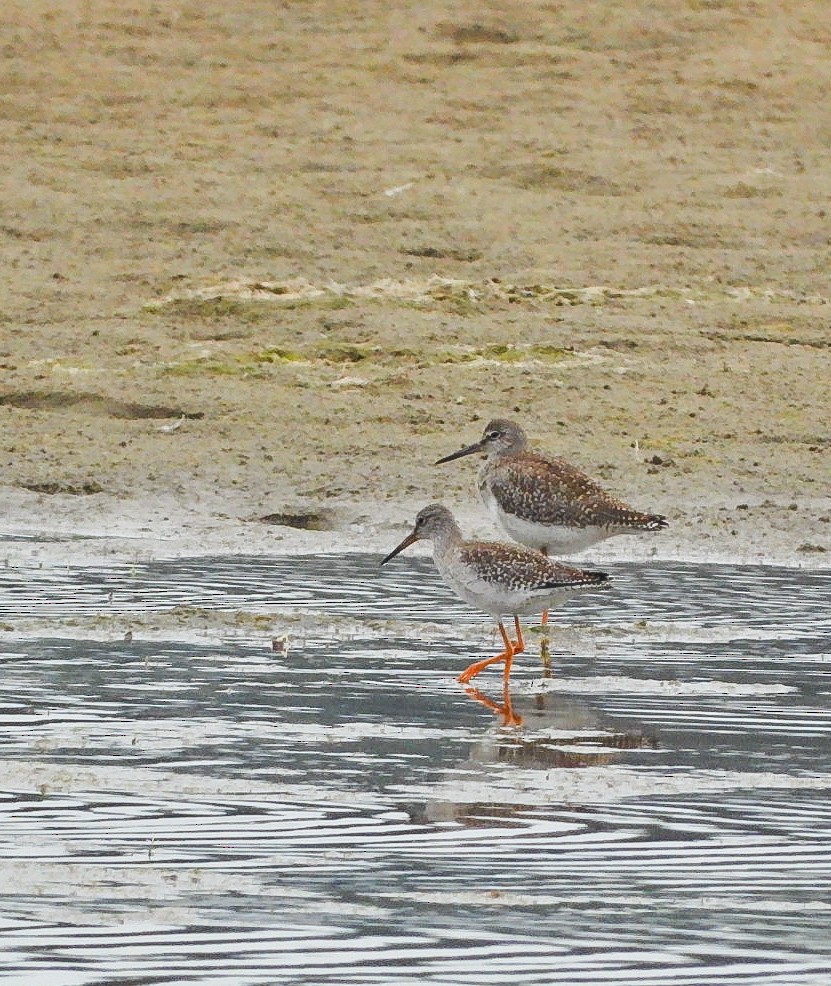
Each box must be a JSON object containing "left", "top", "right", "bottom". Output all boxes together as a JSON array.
[{"left": 0, "top": 549, "right": 830, "bottom": 984}]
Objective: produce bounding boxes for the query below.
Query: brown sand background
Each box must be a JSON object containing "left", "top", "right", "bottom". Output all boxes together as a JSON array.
[{"left": 1, "top": 0, "right": 830, "bottom": 565}]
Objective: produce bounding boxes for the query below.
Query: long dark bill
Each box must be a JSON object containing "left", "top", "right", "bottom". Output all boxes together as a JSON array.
[
  {"left": 434, "top": 440, "right": 485, "bottom": 465},
  {"left": 380, "top": 529, "right": 421, "bottom": 566}
]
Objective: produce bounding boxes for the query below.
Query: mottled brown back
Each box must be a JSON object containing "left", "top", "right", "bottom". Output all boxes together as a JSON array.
[
  {"left": 460, "top": 540, "right": 609, "bottom": 592},
  {"left": 486, "top": 451, "right": 667, "bottom": 531}
]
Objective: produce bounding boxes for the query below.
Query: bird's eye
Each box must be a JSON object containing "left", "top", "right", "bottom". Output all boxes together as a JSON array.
[{"left": 486, "top": 430, "right": 499, "bottom": 440}]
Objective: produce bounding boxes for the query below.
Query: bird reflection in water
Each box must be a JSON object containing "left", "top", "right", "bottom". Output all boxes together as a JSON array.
[
  {"left": 460, "top": 687, "right": 657, "bottom": 768},
  {"left": 463, "top": 684, "right": 523, "bottom": 728},
  {"left": 413, "top": 693, "right": 658, "bottom": 827}
]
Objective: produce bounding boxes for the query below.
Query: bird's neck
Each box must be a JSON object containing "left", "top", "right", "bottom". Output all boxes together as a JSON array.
[{"left": 431, "top": 521, "right": 464, "bottom": 560}]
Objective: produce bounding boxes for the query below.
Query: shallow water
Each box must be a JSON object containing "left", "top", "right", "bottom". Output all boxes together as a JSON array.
[{"left": 0, "top": 553, "right": 830, "bottom": 984}]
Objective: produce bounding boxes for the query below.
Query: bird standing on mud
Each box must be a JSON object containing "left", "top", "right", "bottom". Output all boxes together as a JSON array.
[{"left": 436, "top": 418, "right": 668, "bottom": 556}]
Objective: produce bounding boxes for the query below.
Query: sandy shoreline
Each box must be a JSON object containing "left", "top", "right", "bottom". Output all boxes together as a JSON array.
[
  {"left": 1, "top": 2, "right": 829, "bottom": 574},
  {"left": 2, "top": 484, "right": 828, "bottom": 571}
]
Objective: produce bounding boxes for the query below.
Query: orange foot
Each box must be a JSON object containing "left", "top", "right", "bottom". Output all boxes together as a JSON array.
[
  {"left": 457, "top": 646, "right": 514, "bottom": 684},
  {"left": 458, "top": 621, "right": 517, "bottom": 685}
]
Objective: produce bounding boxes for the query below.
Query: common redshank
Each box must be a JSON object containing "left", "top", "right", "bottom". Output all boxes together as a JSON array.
[
  {"left": 436, "top": 418, "right": 668, "bottom": 556},
  {"left": 380, "top": 504, "right": 609, "bottom": 686}
]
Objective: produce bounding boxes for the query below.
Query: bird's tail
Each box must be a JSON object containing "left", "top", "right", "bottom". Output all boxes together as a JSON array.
[{"left": 615, "top": 511, "right": 668, "bottom": 532}]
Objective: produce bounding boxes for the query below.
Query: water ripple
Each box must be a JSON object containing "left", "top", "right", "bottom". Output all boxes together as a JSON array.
[{"left": 0, "top": 554, "right": 829, "bottom": 984}]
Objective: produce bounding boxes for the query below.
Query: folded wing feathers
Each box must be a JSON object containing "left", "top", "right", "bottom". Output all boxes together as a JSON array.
[
  {"left": 492, "top": 455, "right": 667, "bottom": 532},
  {"left": 462, "top": 542, "right": 609, "bottom": 593},
  {"left": 540, "top": 568, "right": 610, "bottom": 591}
]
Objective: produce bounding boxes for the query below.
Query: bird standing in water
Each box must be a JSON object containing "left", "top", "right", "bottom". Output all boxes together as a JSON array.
[
  {"left": 436, "top": 418, "right": 666, "bottom": 670},
  {"left": 381, "top": 504, "right": 609, "bottom": 688}
]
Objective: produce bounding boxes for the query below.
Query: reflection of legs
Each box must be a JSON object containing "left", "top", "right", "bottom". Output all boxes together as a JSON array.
[
  {"left": 539, "top": 624, "right": 552, "bottom": 678},
  {"left": 458, "top": 622, "right": 514, "bottom": 685},
  {"left": 539, "top": 549, "right": 552, "bottom": 677},
  {"left": 463, "top": 684, "right": 523, "bottom": 727},
  {"left": 501, "top": 678, "right": 521, "bottom": 726}
]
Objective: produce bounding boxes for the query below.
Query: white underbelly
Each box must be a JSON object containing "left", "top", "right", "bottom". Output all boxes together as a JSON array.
[
  {"left": 436, "top": 554, "right": 583, "bottom": 620},
  {"left": 483, "top": 492, "right": 612, "bottom": 555}
]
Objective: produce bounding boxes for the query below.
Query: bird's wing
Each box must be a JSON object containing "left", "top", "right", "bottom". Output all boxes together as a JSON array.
[
  {"left": 461, "top": 541, "right": 608, "bottom": 593},
  {"left": 491, "top": 453, "right": 666, "bottom": 530}
]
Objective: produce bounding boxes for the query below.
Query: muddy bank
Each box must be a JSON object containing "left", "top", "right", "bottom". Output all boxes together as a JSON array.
[
  {"left": 0, "top": 481, "right": 828, "bottom": 571},
  {"left": 1, "top": 1, "right": 829, "bottom": 568}
]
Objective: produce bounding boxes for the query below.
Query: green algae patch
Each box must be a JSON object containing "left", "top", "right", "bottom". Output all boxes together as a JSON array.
[
  {"left": 436, "top": 343, "right": 573, "bottom": 365},
  {"left": 313, "top": 343, "right": 376, "bottom": 363},
  {"left": 146, "top": 293, "right": 352, "bottom": 322},
  {"left": 528, "top": 344, "right": 573, "bottom": 361},
  {"left": 149, "top": 297, "right": 278, "bottom": 324},
  {"left": 251, "top": 347, "right": 306, "bottom": 364},
  {"left": 163, "top": 359, "right": 247, "bottom": 377},
  {"left": 278, "top": 294, "right": 353, "bottom": 312}
]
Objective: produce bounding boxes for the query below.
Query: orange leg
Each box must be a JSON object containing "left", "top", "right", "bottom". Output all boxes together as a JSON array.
[
  {"left": 511, "top": 615, "right": 525, "bottom": 653},
  {"left": 502, "top": 646, "right": 514, "bottom": 686},
  {"left": 458, "top": 621, "right": 515, "bottom": 685},
  {"left": 501, "top": 618, "right": 528, "bottom": 686}
]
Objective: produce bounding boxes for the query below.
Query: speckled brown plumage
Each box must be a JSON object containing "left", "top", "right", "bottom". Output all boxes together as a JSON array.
[
  {"left": 380, "top": 504, "right": 610, "bottom": 686},
  {"left": 459, "top": 539, "right": 610, "bottom": 593},
  {"left": 483, "top": 450, "right": 667, "bottom": 532},
  {"left": 437, "top": 418, "right": 668, "bottom": 556}
]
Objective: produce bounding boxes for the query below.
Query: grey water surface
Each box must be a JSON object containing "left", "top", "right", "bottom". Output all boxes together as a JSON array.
[{"left": 0, "top": 550, "right": 830, "bottom": 985}]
